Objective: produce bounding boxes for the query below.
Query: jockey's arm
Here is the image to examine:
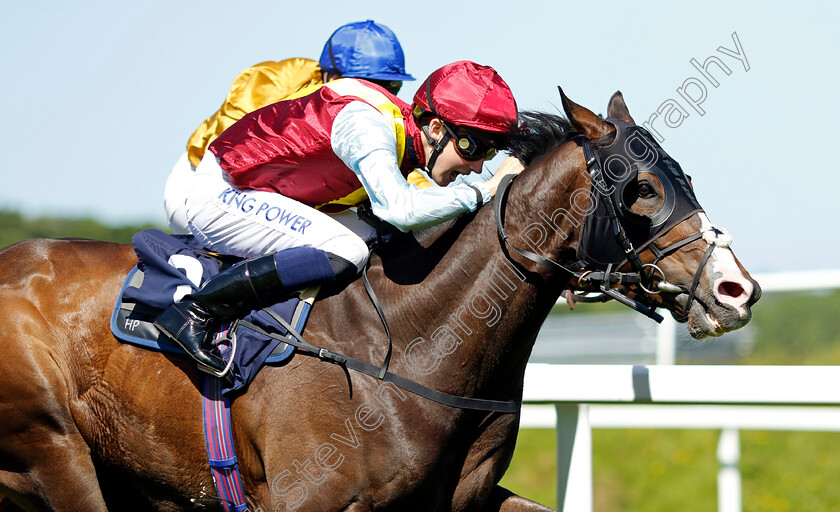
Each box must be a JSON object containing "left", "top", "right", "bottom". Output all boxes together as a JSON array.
[{"left": 331, "top": 102, "right": 489, "bottom": 232}]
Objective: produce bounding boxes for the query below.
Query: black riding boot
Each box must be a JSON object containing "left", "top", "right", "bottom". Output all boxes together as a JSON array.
[{"left": 154, "top": 254, "right": 283, "bottom": 374}]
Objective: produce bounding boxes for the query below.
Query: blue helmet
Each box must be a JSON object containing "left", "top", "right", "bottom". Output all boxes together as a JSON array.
[{"left": 319, "top": 20, "right": 415, "bottom": 81}]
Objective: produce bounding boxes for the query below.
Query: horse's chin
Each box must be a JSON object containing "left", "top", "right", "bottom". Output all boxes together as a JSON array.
[{"left": 673, "top": 293, "right": 751, "bottom": 340}]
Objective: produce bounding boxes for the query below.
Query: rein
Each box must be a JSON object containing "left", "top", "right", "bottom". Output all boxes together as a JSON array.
[
  {"left": 239, "top": 259, "right": 520, "bottom": 414},
  {"left": 493, "top": 136, "right": 717, "bottom": 324}
]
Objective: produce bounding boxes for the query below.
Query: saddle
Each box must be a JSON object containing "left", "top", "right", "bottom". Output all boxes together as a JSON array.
[{"left": 111, "top": 229, "right": 315, "bottom": 395}]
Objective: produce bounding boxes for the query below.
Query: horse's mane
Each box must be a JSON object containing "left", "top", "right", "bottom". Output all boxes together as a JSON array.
[
  {"left": 357, "top": 111, "right": 579, "bottom": 286},
  {"left": 507, "top": 111, "right": 578, "bottom": 166}
]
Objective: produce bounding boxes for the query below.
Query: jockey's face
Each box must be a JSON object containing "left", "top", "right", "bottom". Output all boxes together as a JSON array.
[{"left": 423, "top": 118, "right": 485, "bottom": 186}]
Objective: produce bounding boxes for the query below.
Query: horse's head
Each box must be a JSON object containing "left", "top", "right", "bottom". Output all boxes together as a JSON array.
[{"left": 523, "top": 90, "right": 761, "bottom": 338}]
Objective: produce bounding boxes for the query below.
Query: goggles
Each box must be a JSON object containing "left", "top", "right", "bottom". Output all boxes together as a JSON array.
[
  {"left": 367, "top": 79, "right": 402, "bottom": 95},
  {"left": 442, "top": 122, "right": 499, "bottom": 161}
]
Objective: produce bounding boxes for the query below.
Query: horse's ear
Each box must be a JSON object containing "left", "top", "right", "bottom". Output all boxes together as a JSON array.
[
  {"left": 558, "top": 87, "right": 613, "bottom": 139},
  {"left": 607, "top": 91, "right": 635, "bottom": 124}
]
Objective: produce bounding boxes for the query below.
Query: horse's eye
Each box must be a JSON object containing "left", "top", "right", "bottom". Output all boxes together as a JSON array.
[{"left": 638, "top": 182, "right": 655, "bottom": 198}]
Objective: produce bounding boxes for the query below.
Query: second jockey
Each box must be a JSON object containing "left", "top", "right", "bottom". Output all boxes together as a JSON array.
[{"left": 164, "top": 20, "right": 416, "bottom": 234}]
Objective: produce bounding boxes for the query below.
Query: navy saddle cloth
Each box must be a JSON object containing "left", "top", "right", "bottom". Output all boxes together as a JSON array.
[{"left": 111, "top": 229, "right": 309, "bottom": 395}]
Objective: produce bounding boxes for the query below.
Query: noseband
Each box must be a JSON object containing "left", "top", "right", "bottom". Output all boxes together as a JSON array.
[{"left": 494, "top": 132, "right": 723, "bottom": 324}]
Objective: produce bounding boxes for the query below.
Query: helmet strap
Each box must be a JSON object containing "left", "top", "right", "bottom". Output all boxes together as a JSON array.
[
  {"left": 327, "top": 30, "right": 341, "bottom": 75},
  {"left": 419, "top": 77, "right": 453, "bottom": 173},
  {"left": 421, "top": 123, "right": 451, "bottom": 174}
]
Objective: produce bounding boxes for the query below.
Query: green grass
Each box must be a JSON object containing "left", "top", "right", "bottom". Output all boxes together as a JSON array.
[
  {"left": 741, "top": 289, "right": 840, "bottom": 365},
  {"left": 501, "top": 428, "right": 840, "bottom": 511},
  {"left": 499, "top": 428, "right": 558, "bottom": 508}
]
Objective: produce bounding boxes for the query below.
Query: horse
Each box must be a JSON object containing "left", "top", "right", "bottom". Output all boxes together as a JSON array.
[{"left": 0, "top": 90, "right": 760, "bottom": 511}]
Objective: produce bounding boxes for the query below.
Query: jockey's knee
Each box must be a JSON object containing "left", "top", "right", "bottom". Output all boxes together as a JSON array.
[
  {"left": 327, "top": 253, "right": 361, "bottom": 285},
  {"left": 323, "top": 235, "right": 370, "bottom": 274}
]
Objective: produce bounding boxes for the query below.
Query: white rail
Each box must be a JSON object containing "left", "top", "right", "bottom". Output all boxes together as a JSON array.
[
  {"left": 520, "top": 364, "right": 840, "bottom": 511},
  {"left": 521, "top": 404, "right": 840, "bottom": 431},
  {"left": 522, "top": 364, "right": 840, "bottom": 405},
  {"left": 750, "top": 269, "right": 840, "bottom": 292}
]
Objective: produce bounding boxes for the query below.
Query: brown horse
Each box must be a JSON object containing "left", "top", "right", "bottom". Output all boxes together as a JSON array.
[{"left": 0, "top": 91, "right": 759, "bottom": 511}]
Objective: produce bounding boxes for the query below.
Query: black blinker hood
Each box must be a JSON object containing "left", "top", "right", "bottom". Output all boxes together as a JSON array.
[{"left": 577, "top": 118, "right": 704, "bottom": 269}]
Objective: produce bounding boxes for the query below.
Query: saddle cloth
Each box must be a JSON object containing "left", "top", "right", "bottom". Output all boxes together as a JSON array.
[{"left": 111, "top": 229, "right": 312, "bottom": 395}]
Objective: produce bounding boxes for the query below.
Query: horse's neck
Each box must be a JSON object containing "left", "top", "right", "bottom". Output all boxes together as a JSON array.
[{"left": 363, "top": 144, "right": 586, "bottom": 398}]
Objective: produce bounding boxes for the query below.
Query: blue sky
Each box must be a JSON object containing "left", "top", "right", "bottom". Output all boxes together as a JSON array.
[{"left": 1, "top": 1, "right": 838, "bottom": 273}]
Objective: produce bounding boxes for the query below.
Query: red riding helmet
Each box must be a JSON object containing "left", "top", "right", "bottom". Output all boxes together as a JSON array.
[{"left": 412, "top": 60, "right": 518, "bottom": 136}]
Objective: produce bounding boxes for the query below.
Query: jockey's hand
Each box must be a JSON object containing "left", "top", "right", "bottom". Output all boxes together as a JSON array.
[{"left": 485, "top": 156, "right": 525, "bottom": 197}]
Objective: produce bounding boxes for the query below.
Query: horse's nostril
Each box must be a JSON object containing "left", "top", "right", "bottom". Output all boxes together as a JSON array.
[{"left": 718, "top": 280, "right": 745, "bottom": 299}]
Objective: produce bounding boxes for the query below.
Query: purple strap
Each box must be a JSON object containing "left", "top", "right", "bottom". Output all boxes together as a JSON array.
[{"left": 202, "top": 372, "right": 248, "bottom": 512}]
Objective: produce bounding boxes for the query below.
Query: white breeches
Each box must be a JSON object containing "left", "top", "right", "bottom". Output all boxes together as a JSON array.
[
  {"left": 174, "top": 152, "right": 375, "bottom": 270},
  {"left": 163, "top": 152, "right": 194, "bottom": 235}
]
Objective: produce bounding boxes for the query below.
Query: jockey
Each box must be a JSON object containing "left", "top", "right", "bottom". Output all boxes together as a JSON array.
[
  {"left": 164, "top": 20, "right": 415, "bottom": 234},
  {"left": 154, "top": 60, "right": 525, "bottom": 374}
]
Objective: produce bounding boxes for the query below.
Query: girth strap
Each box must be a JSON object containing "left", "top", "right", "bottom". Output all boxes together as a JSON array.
[{"left": 202, "top": 374, "right": 249, "bottom": 512}]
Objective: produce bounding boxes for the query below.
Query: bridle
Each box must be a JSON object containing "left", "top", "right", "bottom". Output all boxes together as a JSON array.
[{"left": 494, "top": 135, "right": 720, "bottom": 324}]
